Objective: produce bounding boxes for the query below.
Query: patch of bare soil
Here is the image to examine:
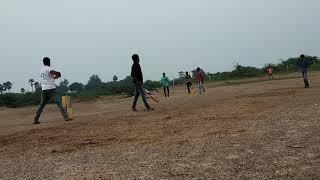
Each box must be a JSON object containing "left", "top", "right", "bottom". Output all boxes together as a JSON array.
[{"left": 0, "top": 75, "right": 320, "bottom": 179}]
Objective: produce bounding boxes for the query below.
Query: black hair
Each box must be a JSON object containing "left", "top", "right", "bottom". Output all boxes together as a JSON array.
[
  {"left": 132, "top": 54, "right": 139, "bottom": 63},
  {"left": 300, "top": 54, "right": 305, "bottom": 58},
  {"left": 43, "top": 57, "right": 50, "bottom": 66}
]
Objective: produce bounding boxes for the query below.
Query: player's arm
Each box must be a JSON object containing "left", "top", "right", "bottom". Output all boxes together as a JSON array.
[
  {"left": 131, "top": 72, "right": 139, "bottom": 83},
  {"left": 131, "top": 66, "right": 139, "bottom": 82},
  {"left": 50, "top": 70, "right": 61, "bottom": 79}
]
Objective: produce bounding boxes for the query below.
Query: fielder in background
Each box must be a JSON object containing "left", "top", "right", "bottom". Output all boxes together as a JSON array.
[
  {"left": 267, "top": 65, "right": 274, "bottom": 80},
  {"left": 131, "top": 54, "right": 154, "bottom": 112},
  {"left": 196, "top": 67, "right": 206, "bottom": 94},
  {"left": 185, "top": 72, "right": 192, "bottom": 94},
  {"left": 160, "top": 73, "right": 170, "bottom": 97},
  {"left": 33, "top": 57, "right": 71, "bottom": 124},
  {"left": 299, "top": 54, "right": 310, "bottom": 88}
]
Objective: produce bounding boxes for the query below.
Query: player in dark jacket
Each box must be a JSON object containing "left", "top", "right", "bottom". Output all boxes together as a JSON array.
[
  {"left": 131, "top": 54, "right": 153, "bottom": 111},
  {"left": 299, "top": 54, "right": 310, "bottom": 88}
]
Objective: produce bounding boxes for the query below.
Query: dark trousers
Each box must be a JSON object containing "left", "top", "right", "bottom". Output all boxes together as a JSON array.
[
  {"left": 268, "top": 73, "right": 273, "bottom": 80},
  {"left": 34, "top": 89, "right": 68, "bottom": 122},
  {"left": 163, "top": 86, "right": 170, "bottom": 97},
  {"left": 186, "top": 82, "right": 192, "bottom": 94},
  {"left": 302, "top": 72, "right": 309, "bottom": 87},
  {"left": 132, "top": 83, "right": 150, "bottom": 109}
]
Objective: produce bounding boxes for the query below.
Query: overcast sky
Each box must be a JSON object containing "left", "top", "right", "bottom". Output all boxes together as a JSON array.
[{"left": 1, "top": 0, "right": 319, "bottom": 92}]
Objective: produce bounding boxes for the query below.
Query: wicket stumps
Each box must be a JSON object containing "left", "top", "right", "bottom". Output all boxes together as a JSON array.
[{"left": 62, "top": 95, "right": 73, "bottom": 118}]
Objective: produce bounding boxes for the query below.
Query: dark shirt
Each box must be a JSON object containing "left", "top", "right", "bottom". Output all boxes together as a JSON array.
[
  {"left": 299, "top": 60, "right": 309, "bottom": 73},
  {"left": 131, "top": 63, "right": 143, "bottom": 83},
  {"left": 185, "top": 75, "right": 192, "bottom": 84}
]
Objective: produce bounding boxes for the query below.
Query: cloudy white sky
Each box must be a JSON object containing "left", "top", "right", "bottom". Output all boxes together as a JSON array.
[{"left": 1, "top": 0, "right": 319, "bottom": 92}]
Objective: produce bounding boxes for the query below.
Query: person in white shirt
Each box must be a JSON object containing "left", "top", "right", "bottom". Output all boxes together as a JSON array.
[{"left": 33, "top": 57, "right": 70, "bottom": 124}]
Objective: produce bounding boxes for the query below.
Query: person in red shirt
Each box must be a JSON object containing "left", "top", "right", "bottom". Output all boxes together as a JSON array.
[
  {"left": 196, "top": 67, "right": 206, "bottom": 94},
  {"left": 267, "top": 64, "right": 273, "bottom": 80}
]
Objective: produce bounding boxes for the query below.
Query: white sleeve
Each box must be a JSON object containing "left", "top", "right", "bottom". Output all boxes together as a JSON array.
[{"left": 47, "top": 67, "right": 54, "bottom": 77}]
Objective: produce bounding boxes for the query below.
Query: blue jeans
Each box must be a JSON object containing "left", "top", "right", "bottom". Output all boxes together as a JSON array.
[
  {"left": 302, "top": 72, "right": 309, "bottom": 87},
  {"left": 132, "top": 83, "right": 150, "bottom": 109}
]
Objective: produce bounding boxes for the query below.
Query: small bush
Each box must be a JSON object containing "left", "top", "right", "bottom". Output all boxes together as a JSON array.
[
  {"left": 0, "top": 92, "right": 41, "bottom": 108},
  {"left": 310, "top": 64, "right": 320, "bottom": 71}
]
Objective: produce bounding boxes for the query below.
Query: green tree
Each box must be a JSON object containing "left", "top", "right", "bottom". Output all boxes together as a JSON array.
[
  {"left": 34, "top": 82, "right": 41, "bottom": 92},
  {"left": 0, "top": 84, "right": 4, "bottom": 94},
  {"left": 85, "top": 75, "right": 102, "bottom": 90},
  {"left": 231, "top": 64, "right": 260, "bottom": 77},
  {"left": 29, "top": 79, "right": 35, "bottom": 92},
  {"left": 21, "top": 88, "right": 25, "bottom": 94},
  {"left": 3, "top": 81, "right": 12, "bottom": 93},
  {"left": 58, "top": 79, "right": 69, "bottom": 92},
  {"left": 69, "top": 82, "right": 84, "bottom": 92},
  {"left": 144, "top": 80, "right": 161, "bottom": 91},
  {"left": 113, "top": 75, "right": 118, "bottom": 83}
]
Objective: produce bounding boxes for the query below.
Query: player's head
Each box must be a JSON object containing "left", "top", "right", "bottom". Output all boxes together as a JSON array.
[
  {"left": 163, "top": 73, "right": 165, "bottom": 77},
  {"left": 186, "top": 71, "right": 189, "bottom": 75},
  {"left": 132, "top": 54, "right": 139, "bottom": 63},
  {"left": 43, "top": 57, "right": 50, "bottom": 66},
  {"left": 300, "top": 54, "right": 305, "bottom": 59},
  {"left": 197, "top": 67, "right": 201, "bottom": 72}
]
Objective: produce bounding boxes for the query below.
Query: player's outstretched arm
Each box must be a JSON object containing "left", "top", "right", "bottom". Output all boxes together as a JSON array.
[{"left": 50, "top": 70, "right": 61, "bottom": 79}]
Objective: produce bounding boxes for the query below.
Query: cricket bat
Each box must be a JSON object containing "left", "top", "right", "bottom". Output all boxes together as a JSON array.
[
  {"left": 144, "top": 89, "right": 159, "bottom": 102},
  {"left": 62, "top": 95, "right": 73, "bottom": 118}
]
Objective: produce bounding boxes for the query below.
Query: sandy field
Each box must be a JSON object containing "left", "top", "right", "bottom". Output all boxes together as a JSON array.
[{"left": 0, "top": 73, "right": 319, "bottom": 179}]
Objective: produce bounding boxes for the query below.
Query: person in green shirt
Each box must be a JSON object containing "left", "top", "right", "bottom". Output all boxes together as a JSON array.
[{"left": 160, "top": 73, "right": 170, "bottom": 97}]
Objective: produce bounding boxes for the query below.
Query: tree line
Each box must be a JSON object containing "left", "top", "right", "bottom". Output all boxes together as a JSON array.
[
  {"left": 205, "top": 55, "right": 320, "bottom": 81},
  {"left": 0, "top": 74, "right": 161, "bottom": 108},
  {"left": 0, "top": 55, "right": 319, "bottom": 108}
]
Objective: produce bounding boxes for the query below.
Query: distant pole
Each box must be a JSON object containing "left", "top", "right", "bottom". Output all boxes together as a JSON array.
[
  {"left": 287, "top": 65, "right": 289, "bottom": 72},
  {"left": 173, "top": 78, "right": 175, "bottom": 87}
]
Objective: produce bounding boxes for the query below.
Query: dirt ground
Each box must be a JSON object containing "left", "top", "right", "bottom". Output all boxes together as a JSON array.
[{"left": 1, "top": 74, "right": 320, "bottom": 179}]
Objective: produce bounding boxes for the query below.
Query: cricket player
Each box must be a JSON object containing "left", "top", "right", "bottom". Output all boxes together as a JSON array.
[
  {"left": 160, "top": 73, "right": 170, "bottom": 97},
  {"left": 299, "top": 54, "right": 310, "bottom": 88},
  {"left": 33, "top": 57, "right": 70, "bottom": 124},
  {"left": 131, "top": 54, "right": 154, "bottom": 111},
  {"left": 196, "top": 67, "right": 206, "bottom": 94},
  {"left": 267, "top": 65, "right": 274, "bottom": 80},
  {"left": 185, "top": 72, "right": 192, "bottom": 94}
]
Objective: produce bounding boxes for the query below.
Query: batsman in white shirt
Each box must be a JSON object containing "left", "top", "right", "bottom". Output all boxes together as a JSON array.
[{"left": 33, "top": 57, "right": 70, "bottom": 124}]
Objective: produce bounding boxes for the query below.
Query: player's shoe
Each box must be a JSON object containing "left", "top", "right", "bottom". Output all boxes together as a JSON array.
[{"left": 33, "top": 121, "right": 40, "bottom": 125}]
